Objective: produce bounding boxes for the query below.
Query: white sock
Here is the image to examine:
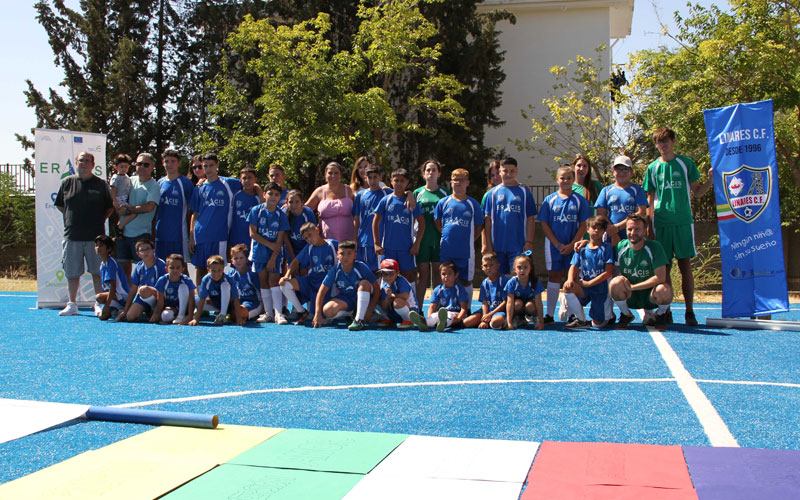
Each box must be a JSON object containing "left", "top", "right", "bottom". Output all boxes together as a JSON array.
[
  {"left": 615, "top": 300, "right": 631, "bottom": 316},
  {"left": 333, "top": 309, "right": 351, "bottom": 319},
  {"left": 355, "top": 291, "right": 370, "bottom": 321},
  {"left": 177, "top": 283, "right": 189, "bottom": 317},
  {"left": 426, "top": 314, "right": 438, "bottom": 327},
  {"left": 219, "top": 281, "right": 230, "bottom": 314},
  {"left": 656, "top": 304, "right": 669, "bottom": 315},
  {"left": 260, "top": 288, "right": 273, "bottom": 316},
  {"left": 446, "top": 311, "right": 455, "bottom": 327},
  {"left": 565, "top": 293, "right": 586, "bottom": 321},
  {"left": 161, "top": 309, "right": 176, "bottom": 322},
  {"left": 546, "top": 282, "right": 560, "bottom": 317},
  {"left": 281, "top": 282, "right": 306, "bottom": 313},
  {"left": 271, "top": 287, "right": 283, "bottom": 316},
  {"left": 395, "top": 306, "right": 410, "bottom": 322}
]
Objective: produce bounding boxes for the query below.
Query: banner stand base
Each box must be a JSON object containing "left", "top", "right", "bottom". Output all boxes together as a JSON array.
[{"left": 707, "top": 318, "right": 800, "bottom": 331}]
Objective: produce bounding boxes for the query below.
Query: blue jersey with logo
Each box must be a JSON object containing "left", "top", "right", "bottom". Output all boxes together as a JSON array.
[
  {"left": 296, "top": 239, "right": 339, "bottom": 288},
  {"left": 229, "top": 191, "right": 261, "bottom": 248},
  {"left": 198, "top": 274, "right": 239, "bottom": 309},
  {"left": 155, "top": 274, "right": 196, "bottom": 308},
  {"left": 100, "top": 257, "right": 130, "bottom": 298},
  {"left": 479, "top": 275, "right": 510, "bottom": 311},
  {"left": 594, "top": 184, "right": 648, "bottom": 225},
  {"left": 570, "top": 242, "right": 614, "bottom": 284},
  {"left": 156, "top": 175, "right": 193, "bottom": 242},
  {"left": 430, "top": 283, "right": 471, "bottom": 313},
  {"left": 539, "top": 192, "right": 591, "bottom": 245},
  {"left": 435, "top": 195, "right": 484, "bottom": 259},
  {"left": 504, "top": 276, "right": 545, "bottom": 301},
  {"left": 352, "top": 188, "right": 392, "bottom": 247},
  {"left": 483, "top": 184, "right": 538, "bottom": 253},
  {"left": 378, "top": 275, "right": 418, "bottom": 311},
  {"left": 131, "top": 258, "right": 167, "bottom": 288},
  {"left": 285, "top": 206, "right": 317, "bottom": 256},
  {"left": 322, "top": 261, "right": 376, "bottom": 301},
  {"left": 374, "top": 194, "right": 422, "bottom": 251},
  {"left": 226, "top": 268, "right": 261, "bottom": 305},
  {"left": 246, "top": 204, "right": 290, "bottom": 263},
  {"left": 190, "top": 177, "right": 242, "bottom": 243}
]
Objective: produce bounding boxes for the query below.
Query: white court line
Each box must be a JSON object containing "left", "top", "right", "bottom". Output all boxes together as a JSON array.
[
  {"left": 115, "top": 377, "right": 677, "bottom": 408},
  {"left": 648, "top": 328, "right": 739, "bottom": 447},
  {"left": 696, "top": 379, "right": 800, "bottom": 389},
  {"left": 1, "top": 294, "right": 37, "bottom": 298}
]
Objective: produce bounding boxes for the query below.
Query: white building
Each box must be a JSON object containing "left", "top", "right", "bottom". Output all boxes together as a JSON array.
[{"left": 477, "top": 0, "right": 634, "bottom": 185}]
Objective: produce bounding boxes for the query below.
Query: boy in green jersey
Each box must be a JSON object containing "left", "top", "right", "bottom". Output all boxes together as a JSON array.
[
  {"left": 643, "top": 127, "right": 713, "bottom": 326},
  {"left": 413, "top": 159, "right": 450, "bottom": 303},
  {"left": 608, "top": 214, "right": 674, "bottom": 330}
]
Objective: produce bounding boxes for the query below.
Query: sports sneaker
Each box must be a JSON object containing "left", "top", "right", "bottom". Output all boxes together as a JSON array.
[
  {"left": 93, "top": 302, "right": 103, "bottom": 317},
  {"left": 525, "top": 314, "right": 538, "bottom": 325},
  {"left": 666, "top": 309, "right": 674, "bottom": 324},
  {"left": 256, "top": 313, "right": 274, "bottom": 323},
  {"left": 293, "top": 311, "right": 309, "bottom": 326},
  {"left": 543, "top": 315, "right": 555, "bottom": 324},
  {"left": 565, "top": 317, "right": 592, "bottom": 330},
  {"left": 348, "top": 319, "right": 365, "bottom": 331},
  {"left": 172, "top": 315, "right": 188, "bottom": 325},
  {"left": 275, "top": 313, "right": 289, "bottom": 325},
  {"left": 684, "top": 310, "right": 698, "bottom": 326},
  {"left": 643, "top": 311, "right": 656, "bottom": 327},
  {"left": 397, "top": 320, "right": 415, "bottom": 329},
  {"left": 409, "top": 310, "right": 428, "bottom": 332},
  {"left": 378, "top": 318, "right": 394, "bottom": 327},
  {"left": 59, "top": 302, "right": 78, "bottom": 316},
  {"left": 213, "top": 313, "right": 228, "bottom": 326},
  {"left": 655, "top": 312, "right": 668, "bottom": 330},
  {"left": 436, "top": 307, "right": 449, "bottom": 332},
  {"left": 617, "top": 312, "right": 635, "bottom": 329},
  {"left": 606, "top": 313, "right": 616, "bottom": 326}
]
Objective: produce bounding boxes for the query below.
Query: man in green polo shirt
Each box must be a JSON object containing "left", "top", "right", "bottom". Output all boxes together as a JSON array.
[
  {"left": 643, "top": 127, "right": 713, "bottom": 326},
  {"left": 609, "top": 214, "right": 674, "bottom": 330}
]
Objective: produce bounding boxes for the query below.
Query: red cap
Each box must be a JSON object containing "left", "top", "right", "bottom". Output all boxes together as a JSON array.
[{"left": 378, "top": 259, "right": 400, "bottom": 273}]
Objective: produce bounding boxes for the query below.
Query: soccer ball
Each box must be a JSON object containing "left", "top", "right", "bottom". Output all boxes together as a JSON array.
[{"left": 743, "top": 206, "right": 753, "bottom": 218}]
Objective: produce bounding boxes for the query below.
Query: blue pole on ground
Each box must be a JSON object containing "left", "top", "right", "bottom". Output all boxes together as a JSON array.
[{"left": 85, "top": 406, "right": 219, "bottom": 429}]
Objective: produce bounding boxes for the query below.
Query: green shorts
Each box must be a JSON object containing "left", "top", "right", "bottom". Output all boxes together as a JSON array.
[
  {"left": 416, "top": 238, "right": 441, "bottom": 263},
  {"left": 627, "top": 288, "right": 657, "bottom": 310},
  {"left": 654, "top": 224, "right": 696, "bottom": 260}
]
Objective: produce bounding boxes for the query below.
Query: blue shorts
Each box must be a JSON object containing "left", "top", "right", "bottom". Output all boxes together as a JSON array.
[
  {"left": 132, "top": 293, "right": 155, "bottom": 312},
  {"left": 380, "top": 249, "right": 415, "bottom": 272},
  {"left": 544, "top": 243, "right": 573, "bottom": 272},
  {"left": 192, "top": 241, "right": 228, "bottom": 268},
  {"left": 496, "top": 252, "right": 517, "bottom": 275},
  {"left": 252, "top": 248, "right": 285, "bottom": 273},
  {"left": 156, "top": 240, "right": 187, "bottom": 261},
  {"left": 297, "top": 275, "right": 328, "bottom": 315},
  {"left": 358, "top": 245, "right": 380, "bottom": 271},
  {"left": 440, "top": 254, "right": 474, "bottom": 282},
  {"left": 578, "top": 285, "right": 611, "bottom": 322},
  {"left": 331, "top": 293, "right": 356, "bottom": 312},
  {"left": 240, "top": 300, "right": 260, "bottom": 312}
]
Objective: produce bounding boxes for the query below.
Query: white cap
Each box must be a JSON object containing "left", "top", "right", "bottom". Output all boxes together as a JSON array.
[{"left": 613, "top": 155, "right": 633, "bottom": 169}]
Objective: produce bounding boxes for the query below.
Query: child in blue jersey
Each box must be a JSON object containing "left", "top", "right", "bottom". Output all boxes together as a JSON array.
[
  {"left": 268, "top": 164, "right": 289, "bottom": 208},
  {"left": 93, "top": 235, "right": 129, "bottom": 321},
  {"left": 594, "top": 156, "right": 648, "bottom": 245},
  {"left": 153, "top": 254, "right": 196, "bottom": 324},
  {"left": 375, "top": 259, "right": 417, "bottom": 328},
  {"left": 314, "top": 240, "right": 379, "bottom": 331},
  {"left": 409, "top": 261, "right": 470, "bottom": 332},
  {"left": 155, "top": 150, "right": 194, "bottom": 260},
  {"left": 229, "top": 167, "right": 263, "bottom": 251},
  {"left": 280, "top": 222, "right": 339, "bottom": 326},
  {"left": 118, "top": 238, "right": 167, "bottom": 322},
  {"left": 482, "top": 157, "right": 538, "bottom": 275},
  {"left": 539, "top": 165, "right": 591, "bottom": 323},
  {"left": 505, "top": 252, "right": 545, "bottom": 330},
  {"left": 190, "top": 255, "right": 241, "bottom": 326},
  {"left": 284, "top": 190, "right": 316, "bottom": 262},
  {"left": 464, "top": 253, "right": 509, "bottom": 329},
  {"left": 434, "top": 168, "right": 484, "bottom": 286},
  {"left": 248, "top": 182, "right": 290, "bottom": 324},
  {"left": 228, "top": 244, "right": 264, "bottom": 324},
  {"left": 563, "top": 216, "right": 614, "bottom": 329},
  {"left": 353, "top": 165, "right": 392, "bottom": 271},
  {"left": 189, "top": 153, "right": 243, "bottom": 285},
  {"left": 372, "top": 168, "right": 424, "bottom": 284}
]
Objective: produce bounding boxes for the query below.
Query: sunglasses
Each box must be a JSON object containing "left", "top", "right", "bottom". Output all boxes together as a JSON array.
[
  {"left": 192, "top": 165, "right": 204, "bottom": 170},
  {"left": 136, "top": 162, "right": 151, "bottom": 167}
]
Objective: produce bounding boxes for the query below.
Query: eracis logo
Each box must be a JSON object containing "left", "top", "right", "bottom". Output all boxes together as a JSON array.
[{"left": 38, "top": 158, "right": 75, "bottom": 179}]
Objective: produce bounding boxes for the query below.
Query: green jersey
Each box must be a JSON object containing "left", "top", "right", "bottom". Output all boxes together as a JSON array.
[
  {"left": 642, "top": 154, "right": 700, "bottom": 226},
  {"left": 572, "top": 179, "right": 603, "bottom": 215},
  {"left": 413, "top": 185, "right": 450, "bottom": 246},
  {"left": 615, "top": 239, "right": 668, "bottom": 286}
]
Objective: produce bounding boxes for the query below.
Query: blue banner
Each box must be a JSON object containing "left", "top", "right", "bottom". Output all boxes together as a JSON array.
[{"left": 703, "top": 99, "right": 788, "bottom": 318}]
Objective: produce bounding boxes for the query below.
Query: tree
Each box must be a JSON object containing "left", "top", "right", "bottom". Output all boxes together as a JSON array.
[{"left": 628, "top": 0, "right": 800, "bottom": 221}]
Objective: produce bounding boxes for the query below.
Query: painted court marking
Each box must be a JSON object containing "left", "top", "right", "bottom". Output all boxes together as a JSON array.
[{"left": 648, "top": 328, "right": 739, "bottom": 447}]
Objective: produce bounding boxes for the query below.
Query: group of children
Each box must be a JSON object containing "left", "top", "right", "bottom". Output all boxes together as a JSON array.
[{"left": 88, "top": 149, "right": 676, "bottom": 332}]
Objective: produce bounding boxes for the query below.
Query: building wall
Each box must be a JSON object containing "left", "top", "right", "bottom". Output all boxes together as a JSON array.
[{"left": 478, "top": 3, "right": 613, "bottom": 185}]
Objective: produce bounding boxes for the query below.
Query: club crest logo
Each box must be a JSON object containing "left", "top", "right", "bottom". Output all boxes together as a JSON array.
[{"left": 723, "top": 165, "right": 771, "bottom": 222}]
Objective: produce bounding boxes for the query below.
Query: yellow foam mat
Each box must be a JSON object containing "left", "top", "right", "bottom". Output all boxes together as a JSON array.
[{"left": 0, "top": 425, "right": 283, "bottom": 500}]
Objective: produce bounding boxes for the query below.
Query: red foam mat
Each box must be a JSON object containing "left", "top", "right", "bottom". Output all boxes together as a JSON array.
[{"left": 521, "top": 441, "right": 698, "bottom": 500}]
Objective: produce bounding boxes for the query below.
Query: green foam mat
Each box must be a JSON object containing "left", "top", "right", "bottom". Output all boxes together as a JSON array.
[
  {"left": 161, "top": 464, "right": 363, "bottom": 500},
  {"left": 228, "top": 428, "right": 408, "bottom": 474}
]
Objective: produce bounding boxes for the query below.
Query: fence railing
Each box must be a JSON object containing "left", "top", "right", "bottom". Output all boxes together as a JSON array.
[{"left": 0, "top": 164, "right": 35, "bottom": 195}]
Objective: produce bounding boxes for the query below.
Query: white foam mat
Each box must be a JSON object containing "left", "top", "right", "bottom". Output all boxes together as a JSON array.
[{"left": 0, "top": 398, "right": 89, "bottom": 444}]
